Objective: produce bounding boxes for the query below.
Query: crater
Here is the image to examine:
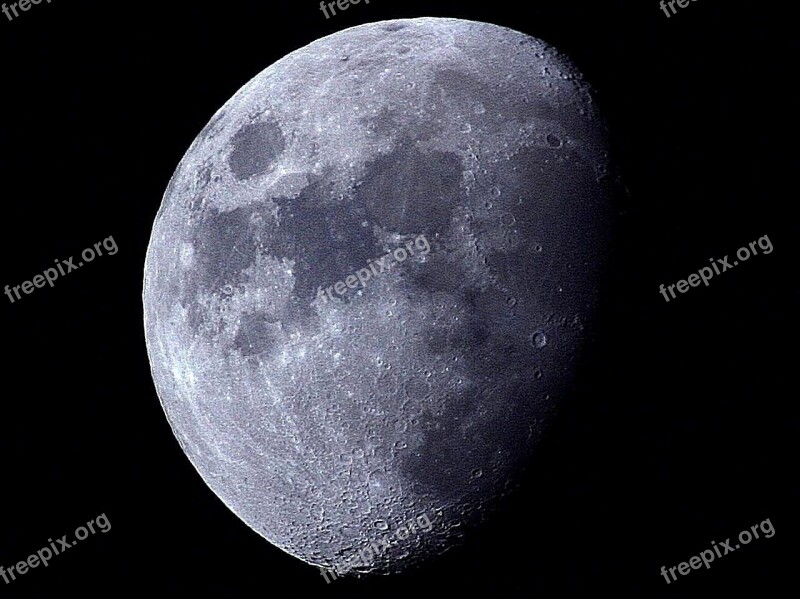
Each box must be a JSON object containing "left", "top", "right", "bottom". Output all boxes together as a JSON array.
[{"left": 228, "top": 120, "right": 285, "bottom": 180}]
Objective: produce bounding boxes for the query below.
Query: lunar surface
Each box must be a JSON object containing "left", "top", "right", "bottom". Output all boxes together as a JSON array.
[{"left": 143, "top": 17, "right": 615, "bottom": 575}]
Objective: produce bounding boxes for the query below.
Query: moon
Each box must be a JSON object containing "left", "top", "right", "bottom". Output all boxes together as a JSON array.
[{"left": 143, "top": 17, "right": 615, "bottom": 575}]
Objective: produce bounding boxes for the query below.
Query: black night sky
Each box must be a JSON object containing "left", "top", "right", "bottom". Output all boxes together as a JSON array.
[{"left": 0, "top": 1, "right": 797, "bottom": 596}]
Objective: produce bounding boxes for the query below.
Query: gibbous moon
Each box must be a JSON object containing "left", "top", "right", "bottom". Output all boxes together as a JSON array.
[{"left": 144, "top": 17, "right": 615, "bottom": 575}]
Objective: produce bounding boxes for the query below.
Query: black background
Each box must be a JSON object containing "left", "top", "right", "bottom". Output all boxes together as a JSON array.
[{"left": 0, "top": 0, "right": 797, "bottom": 596}]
